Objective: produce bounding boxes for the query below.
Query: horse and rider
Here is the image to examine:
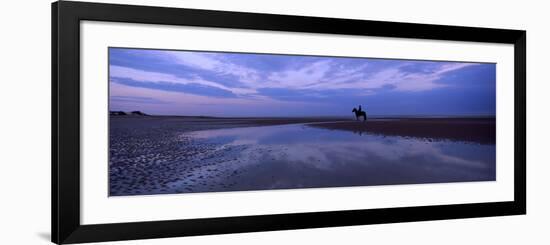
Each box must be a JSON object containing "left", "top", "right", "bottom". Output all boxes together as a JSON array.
[{"left": 352, "top": 105, "right": 367, "bottom": 122}]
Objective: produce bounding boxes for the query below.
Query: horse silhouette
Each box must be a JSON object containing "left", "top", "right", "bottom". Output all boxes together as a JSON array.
[{"left": 352, "top": 108, "right": 367, "bottom": 122}]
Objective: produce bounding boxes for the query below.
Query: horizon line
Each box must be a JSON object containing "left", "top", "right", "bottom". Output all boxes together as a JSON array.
[{"left": 109, "top": 111, "right": 496, "bottom": 118}]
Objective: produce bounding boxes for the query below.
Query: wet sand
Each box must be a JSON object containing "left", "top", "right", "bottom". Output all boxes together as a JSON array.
[
  {"left": 109, "top": 116, "right": 495, "bottom": 196},
  {"left": 308, "top": 118, "right": 496, "bottom": 144},
  {"left": 109, "top": 116, "right": 345, "bottom": 196}
]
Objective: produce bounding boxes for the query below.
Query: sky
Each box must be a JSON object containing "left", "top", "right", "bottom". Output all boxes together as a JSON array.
[{"left": 109, "top": 47, "right": 496, "bottom": 117}]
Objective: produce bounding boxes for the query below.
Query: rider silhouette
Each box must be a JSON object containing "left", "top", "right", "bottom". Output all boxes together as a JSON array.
[{"left": 352, "top": 105, "right": 367, "bottom": 122}]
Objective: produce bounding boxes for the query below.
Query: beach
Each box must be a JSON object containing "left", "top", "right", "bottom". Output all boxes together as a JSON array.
[
  {"left": 308, "top": 117, "right": 496, "bottom": 144},
  {"left": 109, "top": 116, "right": 496, "bottom": 196}
]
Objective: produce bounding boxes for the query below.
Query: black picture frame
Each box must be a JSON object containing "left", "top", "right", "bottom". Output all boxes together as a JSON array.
[{"left": 52, "top": 1, "right": 526, "bottom": 244}]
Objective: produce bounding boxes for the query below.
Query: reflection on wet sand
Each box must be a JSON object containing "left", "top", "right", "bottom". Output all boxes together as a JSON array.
[
  {"left": 191, "top": 124, "right": 494, "bottom": 193},
  {"left": 109, "top": 118, "right": 495, "bottom": 196}
]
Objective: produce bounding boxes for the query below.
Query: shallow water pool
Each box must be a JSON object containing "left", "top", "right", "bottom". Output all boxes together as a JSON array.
[{"left": 182, "top": 123, "right": 495, "bottom": 192}]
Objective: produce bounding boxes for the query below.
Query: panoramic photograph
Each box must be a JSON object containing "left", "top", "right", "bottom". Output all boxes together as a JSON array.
[{"left": 108, "top": 47, "right": 496, "bottom": 196}]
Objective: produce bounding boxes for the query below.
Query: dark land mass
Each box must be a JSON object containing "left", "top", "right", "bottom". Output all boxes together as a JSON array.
[{"left": 308, "top": 117, "right": 496, "bottom": 144}]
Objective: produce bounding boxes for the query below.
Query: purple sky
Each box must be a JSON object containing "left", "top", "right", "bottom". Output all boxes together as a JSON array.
[{"left": 109, "top": 48, "right": 496, "bottom": 117}]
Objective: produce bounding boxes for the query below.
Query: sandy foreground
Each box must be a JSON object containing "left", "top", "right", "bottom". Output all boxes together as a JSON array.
[{"left": 109, "top": 116, "right": 349, "bottom": 196}]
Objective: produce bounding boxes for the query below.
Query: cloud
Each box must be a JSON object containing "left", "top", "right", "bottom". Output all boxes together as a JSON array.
[
  {"left": 110, "top": 95, "right": 169, "bottom": 104},
  {"left": 158, "top": 50, "right": 262, "bottom": 88},
  {"left": 266, "top": 60, "right": 332, "bottom": 88},
  {"left": 302, "top": 62, "right": 478, "bottom": 92},
  {"left": 248, "top": 57, "right": 476, "bottom": 93},
  {"left": 109, "top": 47, "right": 488, "bottom": 116},
  {"left": 109, "top": 82, "right": 323, "bottom": 116},
  {"left": 110, "top": 65, "right": 257, "bottom": 96}
]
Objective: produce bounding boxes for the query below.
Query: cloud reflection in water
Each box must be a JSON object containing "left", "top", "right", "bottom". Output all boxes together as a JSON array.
[{"left": 187, "top": 123, "right": 495, "bottom": 190}]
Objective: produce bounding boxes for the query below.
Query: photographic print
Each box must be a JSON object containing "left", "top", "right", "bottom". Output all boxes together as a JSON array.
[{"left": 108, "top": 47, "right": 496, "bottom": 196}]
